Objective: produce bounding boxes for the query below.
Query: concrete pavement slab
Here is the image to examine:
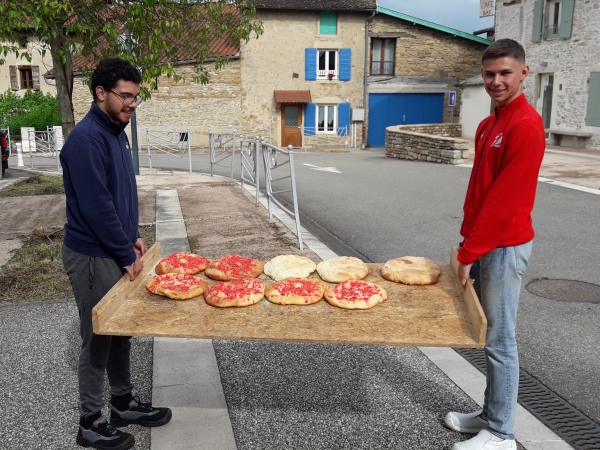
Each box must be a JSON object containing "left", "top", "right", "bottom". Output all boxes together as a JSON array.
[{"left": 152, "top": 188, "right": 237, "bottom": 450}]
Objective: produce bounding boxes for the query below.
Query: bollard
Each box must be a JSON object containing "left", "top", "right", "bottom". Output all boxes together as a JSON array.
[{"left": 16, "top": 142, "right": 24, "bottom": 167}]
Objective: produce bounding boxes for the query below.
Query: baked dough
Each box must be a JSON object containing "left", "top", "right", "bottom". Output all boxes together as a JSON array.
[
  {"left": 204, "top": 279, "right": 265, "bottom": 308},
  {"left": 205, "top": 254, "right": 264, "bottom": 281},
  {"left": 381, "top": 256, "right": 441, "bottom": 285},
  {"left": 265, "top": 277, "right": 326, "bottom": 305},
  {"left": 324, "top": 280, "right": 387, "bottom": 310},
  {"left": 263, "top": 255, "right": 317, "bottom": 281},
  {"left": 316, "top": 256, "right": 369, "bottom": 283},
  {"left": 155, "top": 252, "right": 209, "bottom": 275},
  {"left": 146, "top": 273, "right": 208, "bottom": 300}
]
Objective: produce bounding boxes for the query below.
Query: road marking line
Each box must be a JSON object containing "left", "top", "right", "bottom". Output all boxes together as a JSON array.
[{"left": 303, "top": 163, "right": 342, "bottom": 173}]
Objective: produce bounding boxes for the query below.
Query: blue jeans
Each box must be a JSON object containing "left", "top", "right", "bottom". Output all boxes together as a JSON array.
[{"left": 470, "top": 241, "right": 532, "bottom": 440}]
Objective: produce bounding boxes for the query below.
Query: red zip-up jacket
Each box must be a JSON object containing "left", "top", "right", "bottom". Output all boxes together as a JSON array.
[{"left": 457, "top": 94, "right": 545, "bottom": 265}]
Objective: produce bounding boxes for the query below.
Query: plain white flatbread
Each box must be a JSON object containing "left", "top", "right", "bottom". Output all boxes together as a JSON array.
[
  {"left": 316, "top": 256, "right": 369, "bottom": 283},
  {"left": 263, "top": 255, "right": 317, "bottom": 281}
]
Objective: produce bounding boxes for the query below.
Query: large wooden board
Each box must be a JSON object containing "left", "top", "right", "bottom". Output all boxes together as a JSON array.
[{"left": 93, "top": 245, "right": 486, "bottom": 348}]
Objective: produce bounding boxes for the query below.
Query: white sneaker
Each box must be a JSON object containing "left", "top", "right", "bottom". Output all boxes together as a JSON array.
[
  {"left": 451, "top": 430, "right": 517, "bottom": 450},
  {"left": 445, "top": 410, "right": 488, "bottom": 433}
]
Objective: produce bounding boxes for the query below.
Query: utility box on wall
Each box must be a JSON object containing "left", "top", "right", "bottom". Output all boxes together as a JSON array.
[{"left": 351, "top": 108, "right": 365, "bottom": 122}]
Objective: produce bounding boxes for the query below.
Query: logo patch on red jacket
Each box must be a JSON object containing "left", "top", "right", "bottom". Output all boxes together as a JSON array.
[{"left": 491, "top": 133, "right": 503, "bottom": 148}]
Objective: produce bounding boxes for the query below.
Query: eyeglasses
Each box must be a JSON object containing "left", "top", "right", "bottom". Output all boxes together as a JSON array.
[{"left": 109, "top": 89, "right": 143, "bottom": 106}]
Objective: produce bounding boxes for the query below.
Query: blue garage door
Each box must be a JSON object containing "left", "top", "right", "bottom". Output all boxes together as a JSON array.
[{"left": 367, "top": 93, "right": 444, "bottom": 147}]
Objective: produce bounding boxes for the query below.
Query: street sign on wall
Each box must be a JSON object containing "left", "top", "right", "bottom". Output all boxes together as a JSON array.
[
  {"left": 448, "top": 91, "right": 457, "bottom": 107},
  {"left": 480, "top": 0, "right": 495, "bottom": 17}
]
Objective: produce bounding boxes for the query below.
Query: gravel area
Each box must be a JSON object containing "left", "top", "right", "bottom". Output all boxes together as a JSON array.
[
  {"left": 0, "top": 300, "right": 153, "bottom": 450},
  {"left": 213, "top": 340, "right": 512, "bottom": 450}
]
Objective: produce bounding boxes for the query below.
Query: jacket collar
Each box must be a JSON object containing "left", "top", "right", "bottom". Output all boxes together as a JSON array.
[
  {"left": 88, "top": 102, "right": 129, "bottom": 136},
  {"left": 494, "top": 93, "right": 528, "bottom": 119}
]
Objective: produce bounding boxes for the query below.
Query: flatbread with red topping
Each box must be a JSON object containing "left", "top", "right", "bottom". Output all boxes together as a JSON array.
[
  {"left": 381, "top": 256, "right": 440, "bottom": 285},
  {"left": 205, "top": 254, "right": 264, "bottom": 281},
  {"left": 155, "top": 252, "right": 210, "bottom": 275},
  {"left": 146, "top": 273, "right": 208, "bottom": 300},
  {"left": 204, "top": 279, "right": 265, "bottom": 307},
  {"left": 324, "top": 280, "right": 387, "bottom": 310},
  {"left": 265, "top": 277, "right": 326, "bottom": 305}
]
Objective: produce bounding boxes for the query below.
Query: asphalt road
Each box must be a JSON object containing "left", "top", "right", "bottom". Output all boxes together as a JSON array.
[
  {"left": 131, "top": 150, "right": 600, "bottom": 424},
  {"left": 18, "top": 149, "right": 600, "bottom": 430}
]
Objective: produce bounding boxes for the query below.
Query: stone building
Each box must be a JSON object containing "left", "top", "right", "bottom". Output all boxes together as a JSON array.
[
  {"left": 495, "top": 0, "right": 600, "bottom": 149},
  {"left": 366, "top": 7, "right": 490, "bottom": 147},
  {"left": 0, "top": 32, "right": 57, "bottom": 97},
  {"left": 68, "top": 0, "right": 377, "bottom": 148}
]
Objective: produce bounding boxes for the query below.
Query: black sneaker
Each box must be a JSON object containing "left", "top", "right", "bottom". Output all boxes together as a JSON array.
[
  {"left": 76, "top": 416, "right": 134, "bottom": 450},
  {"left": 110, "top": 395, "right": 172, "bottom": 428}
]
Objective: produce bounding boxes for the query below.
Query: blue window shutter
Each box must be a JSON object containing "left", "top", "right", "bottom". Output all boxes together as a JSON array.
[
  {"left": 304, "top": 103, "right": 316, "bottom": 135},
  {"left": 532, "top": 0, "right": 544, "bottom": 43},
  {"left": 305, "top": 48, "right": 317, "bottom": 81},
  {"left": 339, "top": 48, "right": 351, "bottom": 81},
  {"left": 559, "top": 0, "right": 575, "bottom": 39},
  {"left": 320, "top": 11, "right": 337, "bottom": 35},
  {"left": 337, "top": 103, "right": 350, "bottom": 136}
]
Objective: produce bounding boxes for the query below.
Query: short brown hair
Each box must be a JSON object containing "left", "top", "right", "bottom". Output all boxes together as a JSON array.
[{"left": 482, "top": 39, "right": 526, "bottom": 64}]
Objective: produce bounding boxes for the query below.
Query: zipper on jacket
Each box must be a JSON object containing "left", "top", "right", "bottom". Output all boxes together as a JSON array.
[{"left": 460, "top": 110, "right": 499, "bottom": 234}]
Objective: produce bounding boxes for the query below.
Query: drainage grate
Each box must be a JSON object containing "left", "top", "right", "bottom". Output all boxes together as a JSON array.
[
  {"left": 456, "top": 348, "right": 600, "bottom": 450},
  {"left": 526, "top": 278, "right": 600, "bottom": 303}
]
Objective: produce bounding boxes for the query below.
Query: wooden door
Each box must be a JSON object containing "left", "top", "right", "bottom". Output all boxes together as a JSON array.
[{"left": 281, "top": 104, "right": 303, "bottom": 148}]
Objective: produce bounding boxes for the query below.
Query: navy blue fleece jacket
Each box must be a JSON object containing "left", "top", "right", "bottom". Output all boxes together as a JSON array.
[{"left": 60, "top": 102, "right": 139, "bottom": 267}]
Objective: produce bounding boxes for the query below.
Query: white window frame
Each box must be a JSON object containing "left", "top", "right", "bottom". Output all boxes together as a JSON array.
[
  {"left": 544, "top": 0, "right": 562, "bottom": 39},
  {"left": 316, "top": 104, "right": 337, "bottom": 134},
  {"left": 316, "top": 49, "right": 338, "bottom": 80}
]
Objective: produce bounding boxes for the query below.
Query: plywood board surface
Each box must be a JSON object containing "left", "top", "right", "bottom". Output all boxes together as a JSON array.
[{"left": 94, "top": 251, "right": 485, "bottom": 348}]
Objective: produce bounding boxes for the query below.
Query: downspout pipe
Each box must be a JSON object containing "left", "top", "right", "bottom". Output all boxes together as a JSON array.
[{"left": 363, "top": 10, "right": 376, "bottom": 148}]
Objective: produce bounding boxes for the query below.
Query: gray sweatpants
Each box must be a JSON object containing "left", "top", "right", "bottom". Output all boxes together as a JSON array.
[{"left": 62, "top": 244, "right": 133, "bottom": 418}]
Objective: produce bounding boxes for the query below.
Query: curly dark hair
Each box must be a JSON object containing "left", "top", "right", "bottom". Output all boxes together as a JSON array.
[
  {"left": 91, "top": 58, "right": 142, "bottom": 101},
  {"left": 482, "top": 39, "right": 526, "bottom": 65}
]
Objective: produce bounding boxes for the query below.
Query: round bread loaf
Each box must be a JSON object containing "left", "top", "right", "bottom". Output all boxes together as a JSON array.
[
  {"left": 381, "top": 256, "right": 440, "bottom": 285},
  {"left": 263, "top": 255, "right": 317, "bottom": 281},
  {"left": 316, "top": 256, "right": 369, "bottom": 283}
]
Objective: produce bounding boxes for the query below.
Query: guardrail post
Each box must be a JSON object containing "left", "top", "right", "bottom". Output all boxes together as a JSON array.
[
  {"left": 187, "top": 127, "right": 192, "bottom": 173},
  {"left": 287, "top": 144, "right": 304, "bottom": 250},
  {"left": 16, "top": 142, "right": 24, "bottom": 167},
  {"left": 230, "top": 130, "right": 236, "bottom": 181},
  {"left": 254, "top": 137, "right": 261, "bottom": 207}
]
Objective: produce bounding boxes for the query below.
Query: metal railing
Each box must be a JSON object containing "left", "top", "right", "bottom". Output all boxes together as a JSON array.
[
  {"left": 299, "top": 125, "right": 350, "bottom": 150},
  {"left": 240, "top": 136, "right": 261, "bottom": 206},
  {"left": 141, "top": 126, "right": 192, "bottom": 173},
  {"left": 219, "top": 125, "right": 272, "bottom": 144},
  {"left": 261, "top": 142, "right": 303, "bottom": 250},
  {"left": 371, "top": 60, "right": 394, "bottom": 75},
  {"left": 27, "top": 128, "right": 60, "bottom": 172},
  {"left": 208, "top": 128, "right": 237, "bottom": 180}
]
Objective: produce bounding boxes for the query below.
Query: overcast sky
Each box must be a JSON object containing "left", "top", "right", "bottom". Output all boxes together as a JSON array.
[{"left": 378, "top": 0, "right": 495, "bottom": 35}]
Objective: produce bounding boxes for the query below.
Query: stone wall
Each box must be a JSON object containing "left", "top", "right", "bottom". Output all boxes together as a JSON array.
[
  {"left": 385, "top": 123, "right": 469, "bottom": 164},
  {"left": 496, "top": 0, "right": 600, "bottom": 149},
  {"left": 240, "top": 10, "right": 368, "bottom": 146},
  {"left": 369, "top": 14, "right": 489, "bottom": 125},
  {"left": 72, "top": 61, "right": 243, "bottom": 148}
]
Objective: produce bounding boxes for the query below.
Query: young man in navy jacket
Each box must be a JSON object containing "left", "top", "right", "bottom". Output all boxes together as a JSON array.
[
  {"left": 444, "top": 39, "right": 545, "bottom": 450},
  {"left": 61, "top": 58, "right": 171, "bottom": 450}
]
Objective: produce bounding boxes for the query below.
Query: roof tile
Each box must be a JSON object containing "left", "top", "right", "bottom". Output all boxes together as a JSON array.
[{"left": 274, "top": 90, "right": 312, "bottom": 103}]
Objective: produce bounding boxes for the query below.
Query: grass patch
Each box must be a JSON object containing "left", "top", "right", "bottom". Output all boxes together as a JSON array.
[
  {"left": 0, "top": 175, "right": 64, "bottom": 197},
  {"left": 0, "top": 225, "right": 156, "bottom": 303}
]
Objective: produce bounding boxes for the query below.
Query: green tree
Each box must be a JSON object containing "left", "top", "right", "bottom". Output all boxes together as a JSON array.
[
  {"left": 0, "top": 1, "right": 262, "bottom": 138},
  {"left": 0, "top": 89, "right": 61, "bottom": 131}
]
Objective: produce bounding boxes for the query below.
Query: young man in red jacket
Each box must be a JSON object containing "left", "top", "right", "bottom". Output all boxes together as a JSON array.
[{"left": 444, "top": 39, "right": 546, "bottom": 450}]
